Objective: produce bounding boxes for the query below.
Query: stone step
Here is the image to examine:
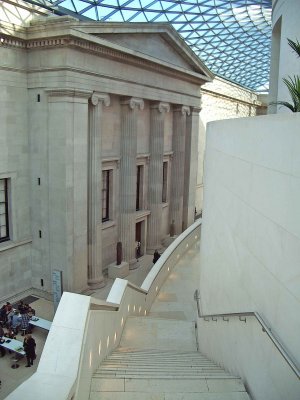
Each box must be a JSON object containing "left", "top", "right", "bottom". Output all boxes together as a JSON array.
[
  {"left": 101, "top": 364, "right": 223, "bottom": 370},
  {"left": 103, "top": 358, "right": 218, "bottom": 364},
  {"left": 107, "top": 357, "right": 213, "bottom": 364},
  {"left": 109, "top": 354, "right": 211, "bottom": 360},
  {"left": 90, "top": 392, "right": 251, "bottom": 400},
  {"left": 90, "top": 377, "right": 248, "bottom": 394},
  {"left": 93, "top": 372, "right": 234, "bottom": 380},
  {"left": 114, "top": 348, "right": 202, "bottom": 355},
  {"left": 102, "top": 364, "right": 219, "bottom": 370}
]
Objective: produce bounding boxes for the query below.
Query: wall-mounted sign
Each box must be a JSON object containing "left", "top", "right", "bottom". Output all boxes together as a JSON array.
[{"left": 52, "top": 270, "right": 63, "bottom": 311}]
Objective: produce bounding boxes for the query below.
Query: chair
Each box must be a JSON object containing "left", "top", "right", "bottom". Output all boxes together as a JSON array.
[{"left": 11, "top": 355, "right": 20, "bottom": 369}]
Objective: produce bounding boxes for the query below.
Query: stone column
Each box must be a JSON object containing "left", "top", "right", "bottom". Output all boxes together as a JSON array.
[
  {"left": 183, "top": 105, "right": 201, "bottom": 230},
  {"left": 119, "top": 97, "right": 144, "bottom": 268},
  {"left": 169, "top": 105, "right": 190, "bottom": 235},
  {"left": 147, "top": 102, "right": 170, "bottom": 251},
  {"left": 87, "top": 92, "right": 110, "bottom": 289}
]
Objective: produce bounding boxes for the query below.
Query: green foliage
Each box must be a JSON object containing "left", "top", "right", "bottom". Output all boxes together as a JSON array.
[
  {"left": 287, "top": 38, "right": 300, "bottom": 58},
  {"left": 270, "top": 38, "right": 300, "bottom": 112}
]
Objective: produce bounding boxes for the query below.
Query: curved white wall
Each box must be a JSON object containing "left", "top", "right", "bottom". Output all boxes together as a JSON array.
[
  {"left": 199, "top": 112, "right": 300, "bottom": 399},
  {"left": 269, "top": 0, "right": 300, "bottom": 112}
]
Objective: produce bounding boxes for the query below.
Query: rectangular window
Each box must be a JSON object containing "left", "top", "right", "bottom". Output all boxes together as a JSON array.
[
  {"left": 136, "top": 165, "right": 143, "bottom": 211},
  {"left": 162, "top": 162, "right": 168, "bottom": 203},
  {"left": 102, "top": 170, "right": 110, "bottom": 222},
  {"left": 0, "top": 178, "right": 9, "bottom": 242}
]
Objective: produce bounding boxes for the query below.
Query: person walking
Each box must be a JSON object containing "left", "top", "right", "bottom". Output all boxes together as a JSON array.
[
  {"left": 23, "top": 334, "right": 36, "bottom": 367},
  {"left": 153, "top": 249, "right": 161, "bottom": 264}
]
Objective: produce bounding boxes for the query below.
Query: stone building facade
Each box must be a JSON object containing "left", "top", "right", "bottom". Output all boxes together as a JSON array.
[{"left": 0, "top": 14, "right": 212, "bottom": 298}]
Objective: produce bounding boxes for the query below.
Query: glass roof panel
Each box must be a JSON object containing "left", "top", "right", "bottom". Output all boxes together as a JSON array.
[{"left": 29, "top": 0, "right": 272, "bottom": 91}]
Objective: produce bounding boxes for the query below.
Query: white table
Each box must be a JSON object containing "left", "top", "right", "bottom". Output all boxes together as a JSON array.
[
  {"left": 0, "top": 338, "right": 25, "bottom": 368},
  {"left": 29, "top": 317, "right": 52, "bottom": 331}
]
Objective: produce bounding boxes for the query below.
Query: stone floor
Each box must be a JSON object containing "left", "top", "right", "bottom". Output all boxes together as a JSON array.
[{"left": 0, "top": 253, "right": 156, "bottom": 400}]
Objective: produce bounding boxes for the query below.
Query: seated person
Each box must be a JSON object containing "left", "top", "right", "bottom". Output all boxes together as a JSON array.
[
  {"left": 4, "top": 327, "right": 16, "bottom": 339},
  {"left": 17, "top": 301, "right": 26, "bottom": 314},
  {"left": 10, "top": 310, "right": 20, "bottom": 334},
  {"left": 27, "top": 306, "right": 35, "bottom": 317},
  {"left": 0, "top": 306, "right": 7, "bottom": 327}
]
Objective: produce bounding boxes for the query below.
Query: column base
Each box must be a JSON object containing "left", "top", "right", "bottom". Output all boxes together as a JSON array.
[
  {"left": 108, "top": 261, "right": 129, "bottom": 279},
  {"left": 88, "top": 277, "right": 106, "bottom": 289},
  {"left": 129, "top": 258, "right": 139, "bottom": 270}
]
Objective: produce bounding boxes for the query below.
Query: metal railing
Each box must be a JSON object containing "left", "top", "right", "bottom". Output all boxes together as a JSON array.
[{"left": 194, "top": 289, "right": 300, "bottom": 380}]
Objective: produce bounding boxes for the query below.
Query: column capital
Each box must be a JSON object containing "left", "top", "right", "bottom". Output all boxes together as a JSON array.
[
  {"left": 190, "top": 105, "right": 202, "bottom": 114},
  {"left": 173, "top": 105, "right": 191, "bottom": 116},
  {"left": 150, "top": 101, "right": 170, "bottom": 113},
  {"left": 121, "top": 97, "right": 144, "bottom": 110},
  {"left": 90, "top": 92, "right": 110, "bottom": 107}
]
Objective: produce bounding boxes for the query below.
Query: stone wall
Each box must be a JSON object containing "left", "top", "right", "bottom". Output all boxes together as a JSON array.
[
  {"left": 196, "top": 76, "right": 264, "bottom": 214},
  {"left": 199, "top": 113, "right": 300, "bottom": 394},
  {"left": 0, "top": 41, "right": 32, "bottom": 300}
]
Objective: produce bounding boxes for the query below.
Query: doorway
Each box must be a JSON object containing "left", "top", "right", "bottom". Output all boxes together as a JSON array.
[{"left": 135, "top": 221, "right": 144, "bottom": 258}]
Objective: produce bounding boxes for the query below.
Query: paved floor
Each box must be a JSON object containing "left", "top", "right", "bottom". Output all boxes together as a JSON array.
[{"left": 0, "top": 242, "right": 201, "bottom": 400}]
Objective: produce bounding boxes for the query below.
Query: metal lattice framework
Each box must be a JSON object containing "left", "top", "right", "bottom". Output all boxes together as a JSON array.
[{"left": 32, "top": 0, "right": 272, "bottom": 91}]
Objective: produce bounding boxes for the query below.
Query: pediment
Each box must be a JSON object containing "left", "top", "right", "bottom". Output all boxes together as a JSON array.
[
  {"left": 26, "top": 18, "right": 213, "bottom": 82},
  {"left": 95, "top": 33, "right": 192, "bottom": 70},
  {"left": 78, "top": 23, "right": 213, "bottom": 81}
]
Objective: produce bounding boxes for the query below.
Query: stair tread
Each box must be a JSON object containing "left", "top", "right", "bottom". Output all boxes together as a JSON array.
[{"left": 90, "top": 392, "right": 251, "bottom": 400}]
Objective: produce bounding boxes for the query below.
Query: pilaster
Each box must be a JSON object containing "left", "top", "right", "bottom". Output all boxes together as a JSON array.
[
  {"left": 147, "top": 102, "right": 170, "bottom": 251},
  {"left": 88, "top": 92, "right": 110, "bottom": 289},
  {"left": 183, "top": 104, "right": 201, "bottom": 229},
  {"left": 46, "top": 88, "right": 90, "bottom": 293},
  {"left": 169, "top": 105, "right": 190, "bottom": 235},
  {"left": 119, "top": 97, "right": 144, "bottom": 268}
]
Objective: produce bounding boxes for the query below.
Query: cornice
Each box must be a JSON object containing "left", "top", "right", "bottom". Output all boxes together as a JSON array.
[
  {"left": 0, "top": 30, "right": 209, "bottom": 85},
  {"left": 45, "top": 88, "right": 92, "bottom": 98}
]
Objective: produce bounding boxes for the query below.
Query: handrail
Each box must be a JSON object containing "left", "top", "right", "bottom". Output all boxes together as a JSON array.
[{"left": 194, "top": 290, "right": 300, "bottom": 380}]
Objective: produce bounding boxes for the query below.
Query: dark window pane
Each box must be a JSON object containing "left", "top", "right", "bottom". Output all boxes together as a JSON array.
[
  {"left": 136, "top": 166, "right": 142, "bottom": 211},
  {"left": 102, "top": 171, "right": 109, "bottom": 222},
  {"left": 0, "top": 178, "right": 9, "bottom": 242},
  {"left": 162, "top": 162, "right": 168, "bottom": 203}
]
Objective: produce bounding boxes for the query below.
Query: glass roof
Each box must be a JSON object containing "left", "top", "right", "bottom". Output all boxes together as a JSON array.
[{"left": 32, "top": 0, "right": 272, "bottom": 91}]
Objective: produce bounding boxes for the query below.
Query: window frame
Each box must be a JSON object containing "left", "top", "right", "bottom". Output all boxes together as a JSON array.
[
  {"left": 102, "top": 170, "right": 110, "bottom": 222},
  {"left": 0, "top": 178, "right": 10, "bottom": 243},
  {"left": 162, "top": 161, "right": 168, "bottom": 203},
  {"left": 136, "top": 165, "right": 143, "bottom": 211}
]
